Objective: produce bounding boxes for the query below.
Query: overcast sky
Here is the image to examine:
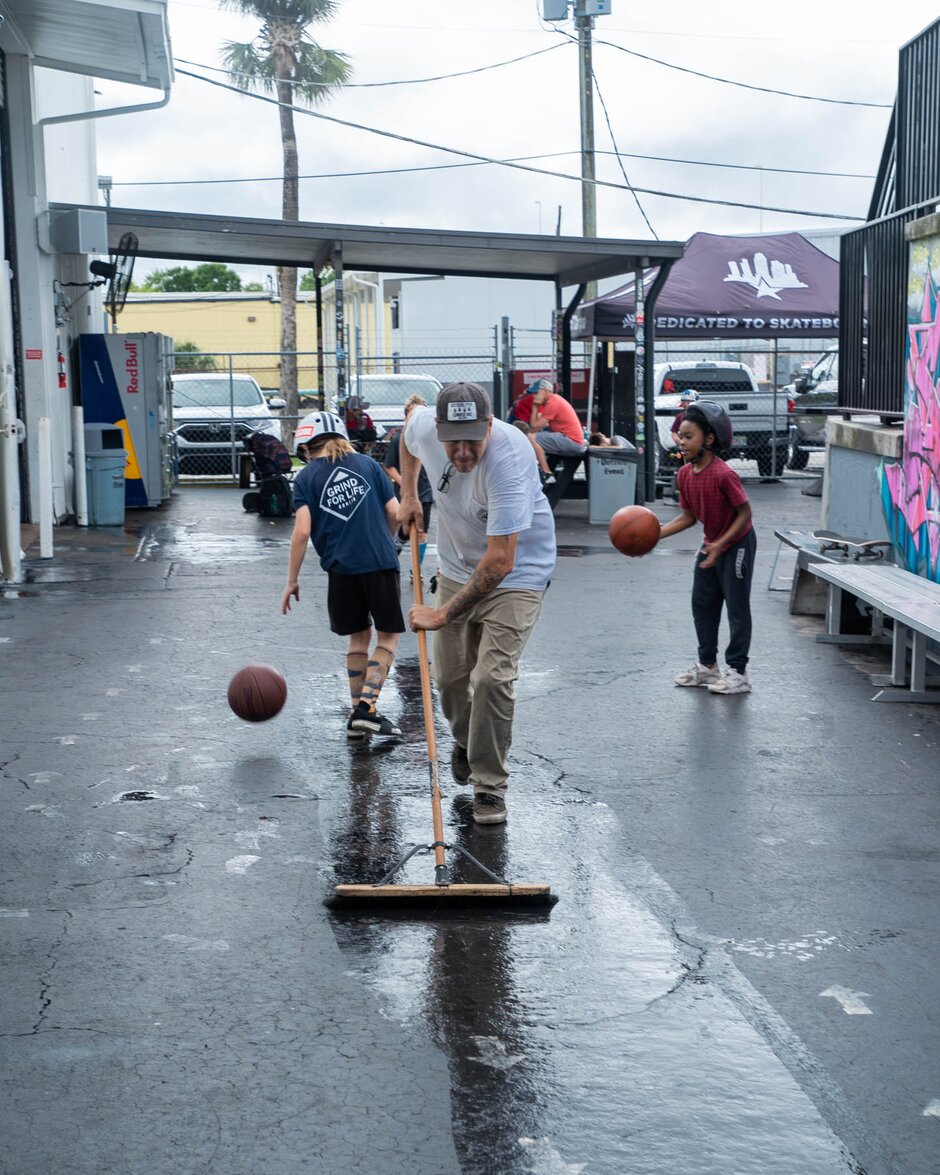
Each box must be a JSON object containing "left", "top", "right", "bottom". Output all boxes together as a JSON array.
[{"left": 93, "top": 0, "right": 939, "bottom": 283}]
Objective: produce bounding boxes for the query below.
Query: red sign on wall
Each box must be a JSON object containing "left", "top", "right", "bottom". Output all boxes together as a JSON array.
[
  {"left": 510, "top": 367, "right": 589, "bottom": 406},
  {"left": 25, "top": 349, "right": 43, "bottom": 360}
]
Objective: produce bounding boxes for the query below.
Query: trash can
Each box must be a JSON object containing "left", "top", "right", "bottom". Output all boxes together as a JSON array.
[
  {"left": 587, "top": 447, "right": 640, "bottom": 525},
  {"left": 84, "top": 423, "right": 126, "bottom": 526}
]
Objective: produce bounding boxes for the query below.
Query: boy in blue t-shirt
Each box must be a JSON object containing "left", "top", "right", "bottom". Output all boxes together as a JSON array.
[{"left": 280, "top": 410, "right": 404, "bottom": 738}]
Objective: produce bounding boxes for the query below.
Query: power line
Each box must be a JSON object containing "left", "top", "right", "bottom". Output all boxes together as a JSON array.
[
  {"left": 591, "top": 68, "right": 657, "bottom": 238},
  {"left": 592, "top": 36, "right": 893, "bottom": 108},
  {"left": 108, "top": 147, "right": 877, "bottom": 187},
  {"left": 175, "top": 43, "right": 568, "bottom": 89},
  {"left": 174, "top": 67, "right": 866, "bottom": 222}
]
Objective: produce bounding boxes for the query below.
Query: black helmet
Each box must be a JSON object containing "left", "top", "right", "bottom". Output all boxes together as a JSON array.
[{"left": 684, "top": 399, "right": 733, "bottom": 452}]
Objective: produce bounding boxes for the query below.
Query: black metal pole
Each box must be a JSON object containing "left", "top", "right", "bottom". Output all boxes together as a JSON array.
[
  {"left": 561, "top": 284, "right": 586, "bottom": 402},
  {"left": 314, "top": 272, "right": 324, "bottom": 411},
  {"left": 643, "top": 260, "right": 674, "bottom": 502}
]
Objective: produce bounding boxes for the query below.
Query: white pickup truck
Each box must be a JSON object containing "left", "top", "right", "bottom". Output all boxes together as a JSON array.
[{"left": 653, "top": 360, "right": 791, "bottom": 480}]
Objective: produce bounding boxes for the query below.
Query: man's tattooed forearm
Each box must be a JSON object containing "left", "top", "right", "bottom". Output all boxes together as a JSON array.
[{"left": 443, "top": 563, "right": 506, "bottom": 622}]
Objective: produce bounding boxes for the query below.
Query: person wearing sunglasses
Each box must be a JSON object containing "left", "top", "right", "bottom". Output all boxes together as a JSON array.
[{"left": 397, "top": 383, "right": 556, "bottom": 825}]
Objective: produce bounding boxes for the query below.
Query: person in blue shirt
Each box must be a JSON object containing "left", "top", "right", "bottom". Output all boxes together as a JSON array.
[{"left": 280, "top": 409, "right": 404, "bottom": 739}]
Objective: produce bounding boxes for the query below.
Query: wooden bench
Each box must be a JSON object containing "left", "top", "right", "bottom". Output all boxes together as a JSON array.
[{"left": 809, "top": 562, "right": 940, "bottom": 702}]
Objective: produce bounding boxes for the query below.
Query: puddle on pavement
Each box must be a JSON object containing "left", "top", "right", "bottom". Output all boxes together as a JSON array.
[
  {"left": 138, "top": 531, "right": 287, "bottom": 565},
  {"left": 321, "top": 665, "right": 856, "bottom": 1175}
]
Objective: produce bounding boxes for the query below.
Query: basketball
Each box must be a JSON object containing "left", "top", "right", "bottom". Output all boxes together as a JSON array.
[
  {"left": 227, "top": 665, "right": 288, "bottom": 722},
  {"left": 608, "top": 505, "right": 661, "bottom": 557}
]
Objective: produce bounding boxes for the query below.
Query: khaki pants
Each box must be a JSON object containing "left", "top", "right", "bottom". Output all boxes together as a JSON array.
[{"left": 433, "top": 575, "right": 544, "bottom": 795}]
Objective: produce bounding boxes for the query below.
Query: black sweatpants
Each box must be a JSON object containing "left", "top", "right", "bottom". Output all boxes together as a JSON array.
[{"left": 691, "top": 529, "right": 756, "bottom": 673}]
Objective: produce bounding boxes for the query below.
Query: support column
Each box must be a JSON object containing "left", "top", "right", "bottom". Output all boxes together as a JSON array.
[
  {"left": 314, "top": 271, "right": 325, "bottom": 411},
  {"left": 5, "top": 55, "right": 62, "bottom": 525},
  {"left": 333, "top": 242, "right": 346, "bottom": 409}
]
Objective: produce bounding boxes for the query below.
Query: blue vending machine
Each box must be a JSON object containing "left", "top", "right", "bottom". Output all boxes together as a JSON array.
[{"left": 78, "top": 332, "right": 175, "bottom": 508}]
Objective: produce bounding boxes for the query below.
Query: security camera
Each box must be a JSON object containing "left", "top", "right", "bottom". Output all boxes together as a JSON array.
[{"left": 89, "top": 259, "right": 117, "bottom": 280}]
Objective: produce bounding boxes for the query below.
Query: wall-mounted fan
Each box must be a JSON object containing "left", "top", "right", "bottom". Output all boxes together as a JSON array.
[{"left": 104, "top": 232, "right": 138, "bottom": 327}]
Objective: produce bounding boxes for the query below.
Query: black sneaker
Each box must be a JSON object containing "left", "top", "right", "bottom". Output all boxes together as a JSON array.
[
  {"left": 451, "top": 743, "right": 471, "bottom": 784},
  {"left": 350, "top": 702, "right": 402, "bottom": 738},
  {"left": 346, "top": 711, "right": 367, "bottom": 741}
]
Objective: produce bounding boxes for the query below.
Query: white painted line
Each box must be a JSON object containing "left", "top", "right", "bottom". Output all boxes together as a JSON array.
[
  {"left": 517, "top": 1137, "right": 586, "bottom": 1174},
  {"left": 225, "top": 855, "right": 260, "bottom": 874},
  {"left": 0, "top": 909, "right": 29, "bottom": 918},
  {"left": 923, "top": 1099, "right": 940, "bottom": 1118},
  {"left": 820, "top": 985, "right": 873, "bottom": 1015}
]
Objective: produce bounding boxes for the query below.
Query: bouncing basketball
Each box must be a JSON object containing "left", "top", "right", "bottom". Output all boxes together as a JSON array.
[
  {"left": 227, "top": 665, "right": 288, "bottom": 722},
  {"left": 608, "top": 505, "right": 661, "bottom": 557}
]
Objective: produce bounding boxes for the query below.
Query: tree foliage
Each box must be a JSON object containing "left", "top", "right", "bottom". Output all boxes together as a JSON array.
[
  {"left": 221, "top": 0, "right": 351, "bottom": 431},
  {"left": 174, "top": 341, "right": 217, "bottom": 371},
  {"left": 140, "top": 263, "right": 244, "bottom": 293}
]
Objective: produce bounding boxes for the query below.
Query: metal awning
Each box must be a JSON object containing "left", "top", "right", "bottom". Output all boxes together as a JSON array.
[
  {"left": 0, "top": 0, "right": 173, "bottom": 91},
  {"left": 52, "top": 203, "right": 684, "bottom": 287}
]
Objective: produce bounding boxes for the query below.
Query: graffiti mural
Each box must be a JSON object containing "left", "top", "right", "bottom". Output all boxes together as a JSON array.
[{"left": 881, "top": 235, "right": 940, "bottom": 582}]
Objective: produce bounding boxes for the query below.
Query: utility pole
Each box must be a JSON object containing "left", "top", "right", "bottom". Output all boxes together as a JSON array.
[{"left": 543, "top": 1, "right": 611, "bottom": 302}]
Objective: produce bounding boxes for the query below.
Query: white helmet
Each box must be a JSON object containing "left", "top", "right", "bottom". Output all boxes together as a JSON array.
[{"left": 294, "top": 410, "right": 348, "bottom": 454}]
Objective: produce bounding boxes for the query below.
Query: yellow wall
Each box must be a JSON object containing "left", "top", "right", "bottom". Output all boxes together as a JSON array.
[
  {"left": 119, "top": 293, "right": 386, "bottom": 392},
  {"left": 120, "top": 297, "right": 324, "bottom": 391}
]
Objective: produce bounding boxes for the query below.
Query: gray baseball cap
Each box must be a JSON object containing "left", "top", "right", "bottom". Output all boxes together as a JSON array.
[{"left": 435, "top": 383, "right": 491, "bottom": 442}]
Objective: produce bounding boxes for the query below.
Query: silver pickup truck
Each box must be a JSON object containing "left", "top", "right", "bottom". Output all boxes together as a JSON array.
[{"left": 653, "top": 360, "right": 791, "bottom": 480}]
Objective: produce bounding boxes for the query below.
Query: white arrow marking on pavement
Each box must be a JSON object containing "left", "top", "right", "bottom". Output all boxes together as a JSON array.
[
  {"left": 820, "top": 985, "right": 873, "bottom": 1015},
  {"left": 469, "top": 1035, "right": 524, "bottom": 1070},
  {"left": 518, "top": 1137, "right": 586, "bottom": 1174},
  {"left": 923, "top": 1099, "right": 940, "bottom": 1118}
]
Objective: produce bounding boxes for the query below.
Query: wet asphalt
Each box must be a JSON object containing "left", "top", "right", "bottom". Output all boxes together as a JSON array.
[{"left": 1, "top": 478, "right": 938, "bottom": 1175}]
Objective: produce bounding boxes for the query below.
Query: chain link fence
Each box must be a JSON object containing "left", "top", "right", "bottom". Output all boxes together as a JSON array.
[
  {"left": 171, "top": 350, "right": 499, "bottom": 481},
  {"left": 170, "top": 341, "right": 837, "bottom": 484}
]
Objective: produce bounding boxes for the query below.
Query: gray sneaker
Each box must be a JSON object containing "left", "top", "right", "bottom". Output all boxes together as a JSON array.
[
  {"left": 451, "top": 743, "right": 471, "bottom": 784},
  {"left": 471, "top": 792, "right": 507, "bottom": 826},
  {"left": 452, "top": 791, "right": 507, "bottom": 825}
]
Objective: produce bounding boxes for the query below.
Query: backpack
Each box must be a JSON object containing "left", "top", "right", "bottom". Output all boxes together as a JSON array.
[
  {"left": 256, "top": 475, "right": 294, "bottom": 518},
  {"left": 245, "top": 432, "right": 293, "bottom": 477}
]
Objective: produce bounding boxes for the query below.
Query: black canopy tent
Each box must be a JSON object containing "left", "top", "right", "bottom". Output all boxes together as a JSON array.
[
  {"left": 571, "top": 231, "right": 841, "bottom": 341},
  {"left": 571, "top": 231, "right": 841, "bottom": 497}
]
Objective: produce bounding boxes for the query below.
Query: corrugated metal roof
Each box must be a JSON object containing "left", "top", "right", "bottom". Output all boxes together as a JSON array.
[{"left": 0, "top": 0, "right": 172, "bottom": 90}]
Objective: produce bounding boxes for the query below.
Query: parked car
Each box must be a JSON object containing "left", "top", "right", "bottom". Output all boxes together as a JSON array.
[
  {"left": 337, "top": 373, "right": 444, "bottom": 433},
  {"left": 172, "top": 373, "right": 285, "bottom": 476},
  {"left": 653, "top": 361, "right": 791, "bottom": 479},
  {"left": 783, "top": 347, "right": 839, "bottom": 470}
]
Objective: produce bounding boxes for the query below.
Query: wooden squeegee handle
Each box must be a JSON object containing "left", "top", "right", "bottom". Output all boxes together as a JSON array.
[{"left": 410, "top": 529, "right": 446, "bottom": 870}]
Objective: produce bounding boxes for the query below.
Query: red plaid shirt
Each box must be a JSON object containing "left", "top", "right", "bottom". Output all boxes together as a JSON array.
[{"left": 677, "top": 456, "right": 751, "bottom": 544}]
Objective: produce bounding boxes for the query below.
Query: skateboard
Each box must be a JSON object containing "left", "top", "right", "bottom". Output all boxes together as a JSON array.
[{"left": 812, "top": 530, "right": 893, "bottom": 561}]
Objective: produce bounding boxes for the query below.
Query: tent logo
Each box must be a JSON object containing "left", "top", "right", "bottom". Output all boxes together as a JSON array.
[{"left": 723, "top": 252, "right": 808, "bottom": 300}]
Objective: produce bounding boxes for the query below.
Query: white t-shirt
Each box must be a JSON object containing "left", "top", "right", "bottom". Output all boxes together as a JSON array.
[{"left": 404, "top": 408, "right": 556, "bottom": 591}]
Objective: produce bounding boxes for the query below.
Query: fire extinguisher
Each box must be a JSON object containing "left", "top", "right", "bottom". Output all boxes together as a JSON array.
[{"left": 57, "top": 346, "right": 68, "bottom": 391}]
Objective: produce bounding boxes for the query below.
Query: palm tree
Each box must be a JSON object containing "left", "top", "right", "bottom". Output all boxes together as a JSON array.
[{"left": 221, "top": 0, "right": 351, "bottom": 431}]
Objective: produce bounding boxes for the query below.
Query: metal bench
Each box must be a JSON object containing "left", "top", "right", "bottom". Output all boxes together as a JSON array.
[
  {"left": 543, "top": 451, "right": 589, "bottom": 510},
  {"left": 809, "top": 562, "right": 940, "bottom": 702}
]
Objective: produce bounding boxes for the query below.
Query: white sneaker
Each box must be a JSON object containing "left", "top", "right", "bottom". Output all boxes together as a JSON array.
[
  {"left": 708, "top": 668, "right": 752, "bottom": 695},
  {"left": 674, "top": 662, "right": 721, "bottom": 688}
]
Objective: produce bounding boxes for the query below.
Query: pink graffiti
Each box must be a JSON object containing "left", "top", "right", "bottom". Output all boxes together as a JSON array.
[{"left": 883, "top": 263, "right": 940, "bottom": 577}]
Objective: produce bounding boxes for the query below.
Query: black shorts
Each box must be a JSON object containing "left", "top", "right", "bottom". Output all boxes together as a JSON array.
[{"left": 327, "top": 568, "right": 405, "bottom": 636}]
